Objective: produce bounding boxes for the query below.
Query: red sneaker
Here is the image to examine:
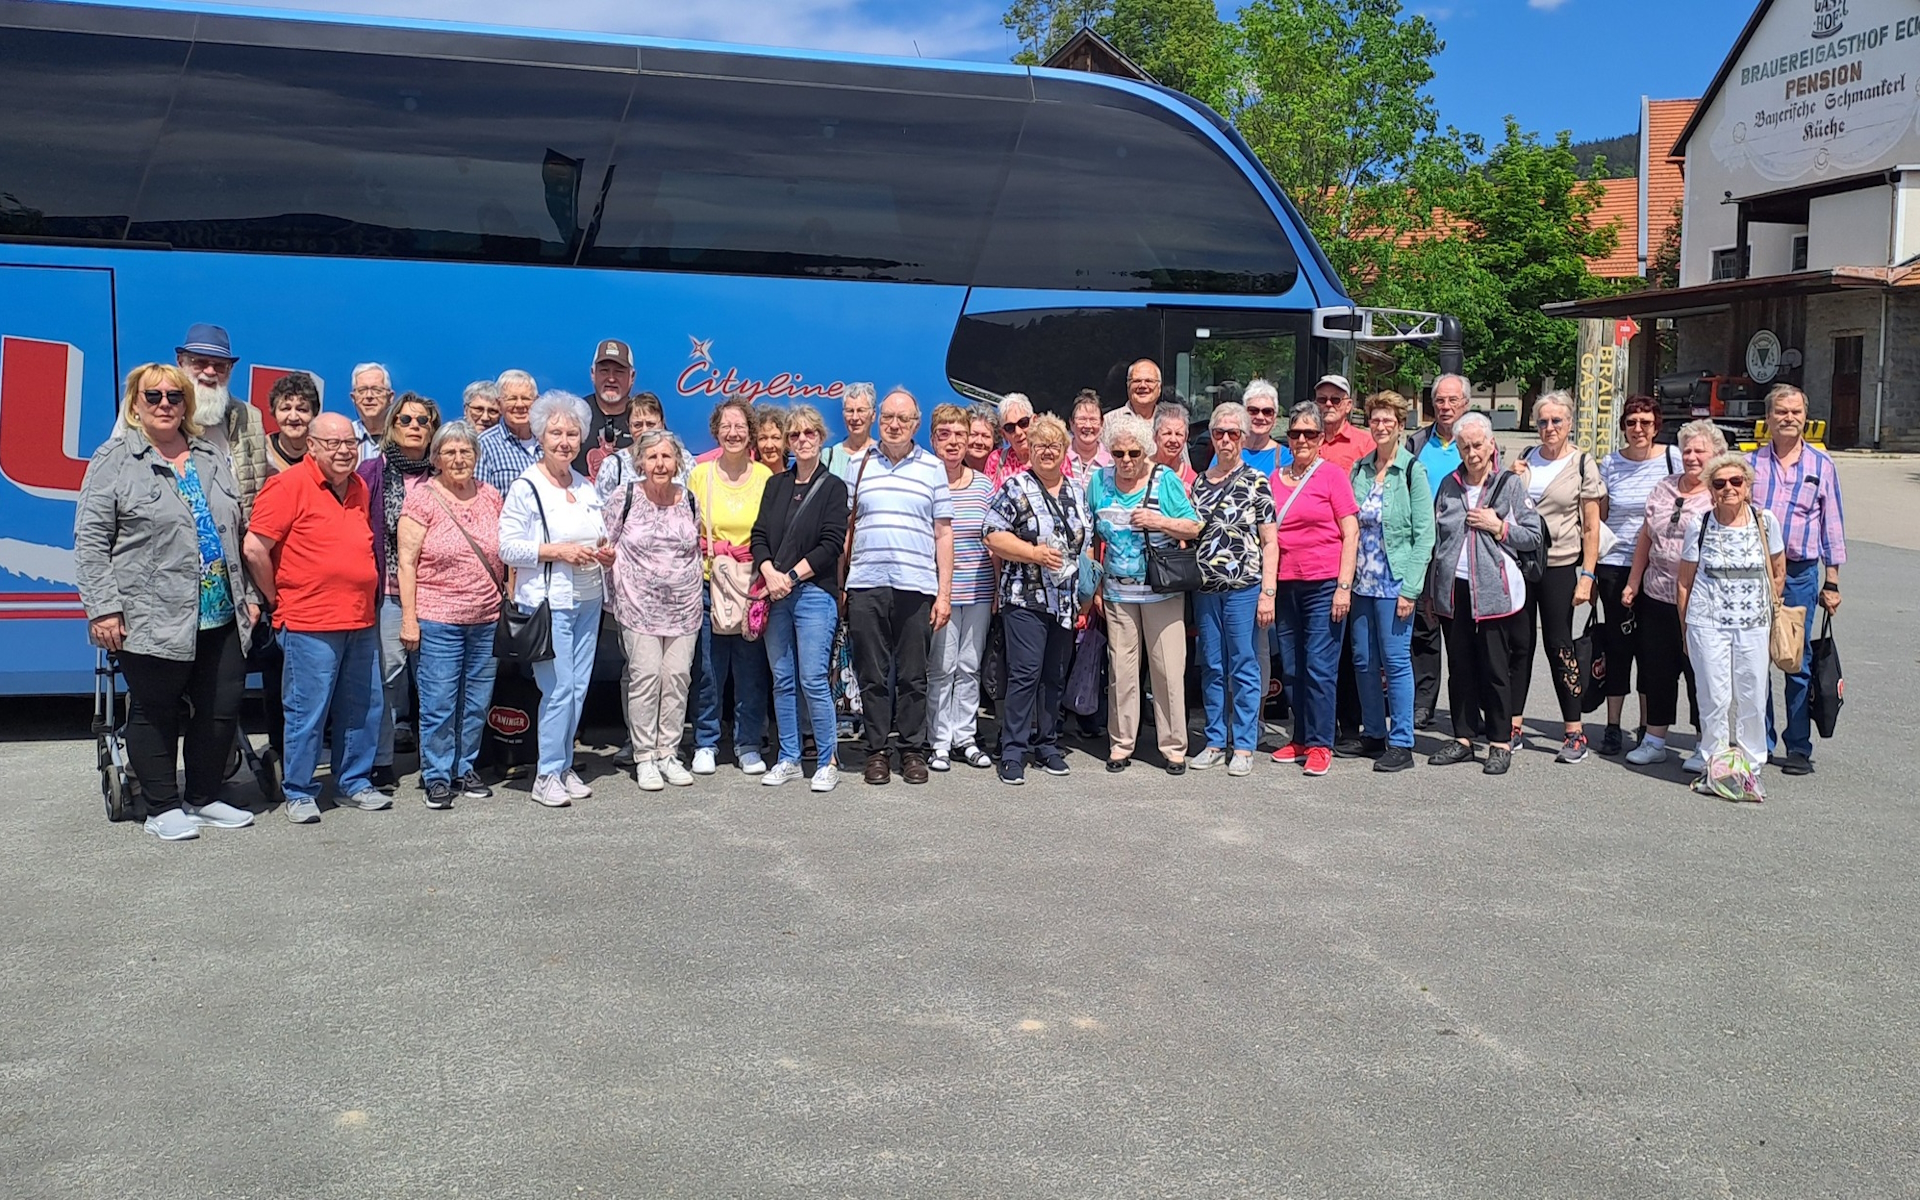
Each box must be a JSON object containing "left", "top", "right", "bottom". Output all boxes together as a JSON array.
[
  {"left": 1270, "top": 742, "right": 1305, "bottom": 764},
  {"left": 1303, "top": 747, "right": 1332, "bottom": 776}
]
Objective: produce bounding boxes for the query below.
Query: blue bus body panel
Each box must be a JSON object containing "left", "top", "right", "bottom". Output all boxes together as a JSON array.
[{"left": 0, "top": 242, "right": 972, "bottom": 694}]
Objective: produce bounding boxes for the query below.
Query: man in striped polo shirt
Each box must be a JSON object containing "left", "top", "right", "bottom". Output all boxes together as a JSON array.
[
  {"left": 1748, "top": 383, "right": 1846, "bottom": 776},
  {"left": 844, "top": 388, "right": 954, "bottom": 786}
]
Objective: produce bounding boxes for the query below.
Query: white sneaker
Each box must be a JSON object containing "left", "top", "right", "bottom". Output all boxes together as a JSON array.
[
  {"left": 659, "top": 756, "right": 694, "bottom": 787},
  {"left": 1189, "top": 747, "right": 1227, "bottom": 770},
  {"left": 1227, "top": 751, "right": 1253, "bottom": 777},
  {"left": 762, "top": 760, "right": 802, "bottom": 787},
  {"left": 691, "top": 748, "right": 717, "bottom": 775},
  {"left": 635, "top": 760, "right": 664, "bottom": 791},
  {"left": 1683, "top": 749, "right": 1707, "bottom": 773},
  {"left": 561, "top": 769, "right": 592, "bottom": 799},
  {"left": 145, "top": 809, "right": 200, "bottom": 841},
  {"left": 1626, "top": 740, "right": 1670, "bottom": 766},
  {"left": 530, "top": 774, "right": 572, "bottom": 808},
  {"left": 613, "top": 742, "right": 637, "bottom": 767},
  {"left": 738, "top": 751, "right": 767, "bottom": 776},
  {"left": 284, "top": 798, "right": 321, "bottom": 824},
  {"left": 183, "top": 799, "right": 254, "bottom": 828},
  {"left": 811, "top": 763, "right": 839, "bottom": 792}
]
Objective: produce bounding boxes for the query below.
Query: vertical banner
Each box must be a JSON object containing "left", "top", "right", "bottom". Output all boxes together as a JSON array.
[{"left": 1576, "top": 318, "right": 1637, "bottom": 457}]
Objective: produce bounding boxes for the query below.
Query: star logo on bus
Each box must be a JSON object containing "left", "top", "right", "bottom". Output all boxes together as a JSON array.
[{"left": 689, "top": 336, "right": 713, "bottom": 361}]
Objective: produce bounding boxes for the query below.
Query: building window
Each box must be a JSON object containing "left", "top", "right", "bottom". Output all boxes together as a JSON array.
[
  {"left": 1791, "top": 234, "right": 1809, "bottom": 272},
  {"left": 1710, "top": 247, "right": 1741, "bottom": 282}
]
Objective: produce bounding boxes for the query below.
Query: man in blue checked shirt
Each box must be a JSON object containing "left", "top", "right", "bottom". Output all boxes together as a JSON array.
[
  {"left": 1748, "top": 384, "right": 1845, "bottom": 777},
  {"left": 477, "top": 369, "right": 541, "bottom": 494}
]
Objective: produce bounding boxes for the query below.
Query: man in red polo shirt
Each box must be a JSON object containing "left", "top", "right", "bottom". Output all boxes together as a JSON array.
[
  {"left": 242, "top": 412, "right": 387, "bottom": 824},
  {"left": 1313, "top": 374, "right": 1372, "bottom": 470}
]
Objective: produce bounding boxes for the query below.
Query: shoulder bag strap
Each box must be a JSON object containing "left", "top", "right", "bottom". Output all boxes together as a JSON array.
[
  {"left": 427, "top": 484, "right": 506, "bottom": 600},
  {"left": 1272, "top": 458, "right": 1322, "bottom": 530},
  {"left": 842, "top": 451, "right": 874, "bottom": 578}
]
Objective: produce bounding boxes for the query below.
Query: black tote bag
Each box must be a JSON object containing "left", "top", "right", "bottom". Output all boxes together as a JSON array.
[
  {"left": 1808, "top": 612, "right": 1843, "bottom": 738},
  {"left": 1574, "top": 609, "right": 1607, "bottom": 714},
  {"left": 494, "top": 478, "right": 555, "bottom": 664}
]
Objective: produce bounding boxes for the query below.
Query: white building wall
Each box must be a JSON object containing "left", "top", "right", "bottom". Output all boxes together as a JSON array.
[
  {"left": 1807, "top": 187, "right": 1893, "bottom": 269},
  {"left": 1747, "top": 221, "right": 1804, "bottom": 275}
]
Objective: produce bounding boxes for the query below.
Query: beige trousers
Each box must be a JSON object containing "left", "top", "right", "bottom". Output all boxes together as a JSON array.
[
  {"left": 1105, "top": 596, "right": 1188, "bottom": 763},
  {"left": 621, "top": 627, "right": 696, "bottom": 761}
]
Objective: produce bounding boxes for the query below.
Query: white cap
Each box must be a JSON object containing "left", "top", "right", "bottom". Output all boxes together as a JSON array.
[{"left": 1315, "top": 373, "right": 1352, "bottom": 396}]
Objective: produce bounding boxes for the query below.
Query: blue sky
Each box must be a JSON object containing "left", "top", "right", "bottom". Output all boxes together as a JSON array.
[{"left": 192, "top": 0, "right": 1760, "bottom": 145}]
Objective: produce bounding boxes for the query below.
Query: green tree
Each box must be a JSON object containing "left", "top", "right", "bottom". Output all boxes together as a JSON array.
[
  {"left": 1100, "top": 0, "right": 1236, "bottom": 108},
  {"left": 1003, "top": 0, "right": 1110, "bottom": 63}
]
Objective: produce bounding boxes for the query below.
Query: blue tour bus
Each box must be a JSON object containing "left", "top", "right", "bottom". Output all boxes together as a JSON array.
[{"left": 0, "top": 0, "right": 1428, "bottom": 695}]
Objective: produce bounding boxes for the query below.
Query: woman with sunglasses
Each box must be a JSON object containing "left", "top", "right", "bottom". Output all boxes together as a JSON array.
[
  {"left": 1677, "top": 453, "right": 1784, "bottom": 796},
  {"left": 1085, "top": 411, "right": 1201, "bottom": 774},
  {"left": 75, "top": 364, "right": 262, "bottom": 840},
  {"left": 1267, "top": 402, "right": 1359, "bottom": 778},
  {"left": 1509, "top": 390, "right": 1607, "bottom": 763},
  {"left": 1622, "top": 420, "right": 1726, "bottom": 769},
  {"left": 985, "top": 393, "right": 1035, "bottom": 485},
  {"left": 1187, "top": 402, "right": 1278, "bottom": 776},
  {"left": 357, "top": 391, "right": 441, "bottom": 791},
  {"left": 1593, "top": 395, "right": 1678, "bottom": 756}
]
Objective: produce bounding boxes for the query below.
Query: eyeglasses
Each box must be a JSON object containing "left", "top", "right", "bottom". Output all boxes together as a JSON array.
[
  {"left": 1314, "top": 393, "right": 1346, "bottom": 405},
  {"left": 1710, "top": 476, "right": 1746, "bottom": 491},
  {"left": 1031, "top": 441, "right": 1065, "bottom": 454},
  {"left": 1246, "top": 406, "right": 1277, "bottom": 418},
  {"left": 1112, "top": 448, "right": 1144, "bottom": 460},
  {"left": 392, "top": 413, "right": 434, "bottom": 428},
  {"left": 1623, "top": 417, "right": 1658, "bottom": 429},
  {"left": 933, "top": 428, "right": 966, "bottom": 439},
  {"left": 1001, "top": 417, "right": 1032, "bottom": 433},
  {"left": 311, "top": 436, "right": 357, "bottom": 451},
  {"left": 1128, "top": 377, "right": 1159, "bottom": 388},
  {"left": 352, "top": 386, "right": 394, "bottom": 399},
  {"left": 1287, "top": 428, "right": 1322, "bottom": 441},
  {"left": 140, "top": 388, "right": 186, "bottom": 408},
  {"left": 790, "top": 428, "right": 823, "bottom": 440},
  {"left": 183, "top": 356, "right": 232, "bottom": 373},
  {"left": 879, "top": 413, "right": 915, "bottom": 426},
  {"left": 1537, "top": 417, "right": 1568, "bottom": 427},
  {"left": 1209, "top": 428, "right": 1242, "bottom": 440}
]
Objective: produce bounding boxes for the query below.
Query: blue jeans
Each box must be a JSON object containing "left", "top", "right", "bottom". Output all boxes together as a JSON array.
[
  {"left": 1768, "top": 558, "right": 1822, "bottom": 760},
  {"left": 764, "top": 583, "right": 839, "bottom": 768},
  {"left": 1195, "top": 584, "right": 1262, "bottom": 752},
  {"left": 696, "top": 596, "right": 769, "bottom": 759},
  {"left": 416, "top": 619, "right": 498, "bottom": 785},
  {"left": 1276, "top": 579, "right": 1339, "bottom": 750},
  {"left": 1351, "top": 594, "right": 1415, "bottom": 748},
  {"left": 532, "top": 598, "right": 600, "bottom": 777},
  {"left": 280, "top": 626, "right": 383, "bottom": 803}
]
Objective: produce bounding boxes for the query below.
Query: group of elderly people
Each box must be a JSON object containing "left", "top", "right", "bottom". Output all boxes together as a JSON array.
[{"left": 75, "top": 327, "right": 1848, "bottom": 839}]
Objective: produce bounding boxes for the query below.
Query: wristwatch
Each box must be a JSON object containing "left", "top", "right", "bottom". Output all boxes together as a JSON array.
[
  {"left": 786, "top": 568, "right": 801, "bottom": 584},
  {"left": 1335, "top": 581, "right": 1352, "bottom": 591},
  {"left": 1821, "top": 581, "right": 1839, "bottom": 593},
  {"left": 1260, "top": 585, "right": 1276, "bottom": 596}
]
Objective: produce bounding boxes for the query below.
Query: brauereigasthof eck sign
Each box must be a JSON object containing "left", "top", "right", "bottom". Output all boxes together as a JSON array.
[{"left": 1709, "top": 0, "right": 1920, "bottom": 185}]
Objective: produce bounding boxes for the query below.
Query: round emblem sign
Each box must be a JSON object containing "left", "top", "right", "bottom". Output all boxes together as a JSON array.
[{"left": 1746, "top": 329, "right": 1782, "bottom": 384}]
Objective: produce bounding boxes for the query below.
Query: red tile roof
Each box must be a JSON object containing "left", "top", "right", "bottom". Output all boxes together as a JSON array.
[
  {"left": 1643, "top": 98, "right": 1696, "bottom": 258},
  {"left": 1588, "top": 178, "right": 1640, "bottom": 278}
]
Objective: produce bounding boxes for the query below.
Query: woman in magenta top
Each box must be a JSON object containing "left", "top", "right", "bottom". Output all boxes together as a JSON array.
[
  {"left": 396, "top": 420, "right": 505, "bottom": 809},
  {"left": 1267, "top": 400, "right": 1359, "bottom": 777}
]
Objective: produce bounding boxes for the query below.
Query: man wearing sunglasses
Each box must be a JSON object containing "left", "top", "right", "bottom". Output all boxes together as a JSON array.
[
  {"left": 174, "top": 323, "right": 270, "bottom": 524},
  {"left": 1313, "top": 373, "right": 1371, "bottom": 470}
]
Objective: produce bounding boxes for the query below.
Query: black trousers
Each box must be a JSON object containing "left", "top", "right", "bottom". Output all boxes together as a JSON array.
[
  {"left": 1442, "top": 580, "right": 1518, "bottom": 745},
  {"left": 1594, "top": 564, "right": 1639, "bottom": 700},
  {"left": 1335, "top": 617, "right": 1361, "bottom": 737},
  {"left": 1001, "top": 606, "right": 1075, "bottom": 767},
  {"left": 1511, "top": 563, "right": 1583, "bottom": 724},
  {"left": 250, "top": 636, "right": 286, "bottom": 754},
  {"left": 847, "top": 586, "right": 934, "bottom": 758},
  {"left": 1411, "top": 606, "right": 1444, "bottom": 716},
  {"left": 118, "top": 626, "right": 246, "bottom": 813},
  {"left": 1635, "top": 596, "right": 1695, "bottom": 728}
]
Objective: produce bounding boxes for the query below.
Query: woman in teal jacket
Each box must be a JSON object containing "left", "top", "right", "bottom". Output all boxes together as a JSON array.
[{"left": 1347, "top": 391, "right": 1436, "bottom": 772}]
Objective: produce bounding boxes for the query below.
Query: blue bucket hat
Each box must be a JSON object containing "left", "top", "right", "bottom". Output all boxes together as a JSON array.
[{"left": 175, "top": 323, "right": 237, "bottom": 361}]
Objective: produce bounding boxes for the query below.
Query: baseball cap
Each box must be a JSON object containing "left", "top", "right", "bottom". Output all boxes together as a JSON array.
[
  {"left": 1314, "top": 373, "right": 1352, "bottom": 397},
  {"left": 593, "top": 339, "right": 634, "bottom": 369}
]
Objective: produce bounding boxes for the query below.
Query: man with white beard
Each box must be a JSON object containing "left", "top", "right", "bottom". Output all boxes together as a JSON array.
[{"left": 175, "top": 323, "right": 270, "bottom": 522}]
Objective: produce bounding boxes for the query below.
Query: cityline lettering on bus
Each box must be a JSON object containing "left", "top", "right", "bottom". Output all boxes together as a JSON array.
[{"left": 675, "top": 337, "right": 848, "bottom": 405}]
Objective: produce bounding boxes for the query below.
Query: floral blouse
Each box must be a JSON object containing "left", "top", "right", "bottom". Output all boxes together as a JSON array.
[
  {"left": 982, "top": 471, "right": 1090, "bottom": 627},
  {"left": 604, "top": 482, "right": 703, "bottom": 637},
  {"left": 1189, "top": 464, "right": 1276, "bottom": 591}
]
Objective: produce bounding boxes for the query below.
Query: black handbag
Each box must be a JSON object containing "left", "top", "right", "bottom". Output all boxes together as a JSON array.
[
  {"left": 1808, "top": 611, "right": 1843, "bottom": 738},
  {"left": 981, "top": 613, "right": 1008, "bottom": 702},
  {"left": 490, "top": 479, "right": 554, "bottom": 664},
  {"left": 1142, "top": 466, "right": 1201, "bottom": 593},
  {"left": 1573, "top": 609, "right": 1607, "bottom": 713}
]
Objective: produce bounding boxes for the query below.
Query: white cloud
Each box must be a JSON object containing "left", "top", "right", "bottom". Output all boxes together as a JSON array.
[
  {"left": 197, "top": 0, "right": 1013, "bottom": 62},
  {"left": 1527, "top": 0, "right": 1570, "bottom": 9}
]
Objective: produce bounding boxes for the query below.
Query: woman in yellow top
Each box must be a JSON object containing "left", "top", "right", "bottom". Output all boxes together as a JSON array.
[{"left": 686, "top": 397, "right": 774, "bottom": 776}]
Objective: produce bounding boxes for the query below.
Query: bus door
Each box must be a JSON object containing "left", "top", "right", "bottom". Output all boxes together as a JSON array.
[{"left": 0, "top": 262, "right": 120, "bottom": 694}]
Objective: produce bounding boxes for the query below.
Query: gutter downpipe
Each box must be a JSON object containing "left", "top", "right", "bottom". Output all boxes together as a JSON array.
[{"left": 1876, "top": 168, "right": 1909, "bottom": 447}]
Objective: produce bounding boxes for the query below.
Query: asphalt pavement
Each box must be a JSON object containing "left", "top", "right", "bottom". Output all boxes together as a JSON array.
[{"left": 4, "top": 485, "right": 1917, "bottom": 1198}]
